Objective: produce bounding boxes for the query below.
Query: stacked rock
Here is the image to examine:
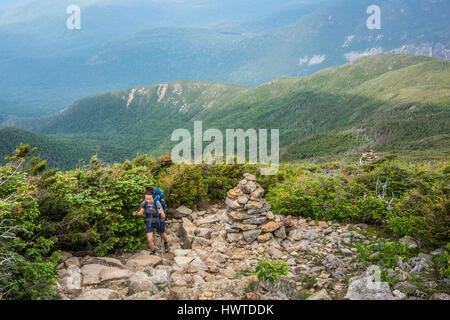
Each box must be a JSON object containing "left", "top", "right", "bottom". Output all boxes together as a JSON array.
[
  {"left": 360, "top": 150, "right": 379, "bottom": 164},
  {"left": 225, "top": 173, "right": 276, "bottom": 244}
]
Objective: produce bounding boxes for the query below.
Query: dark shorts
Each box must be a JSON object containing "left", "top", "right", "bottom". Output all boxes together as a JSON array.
[{"left": 145, "top": 218, "right": 166, "bottom": 234}]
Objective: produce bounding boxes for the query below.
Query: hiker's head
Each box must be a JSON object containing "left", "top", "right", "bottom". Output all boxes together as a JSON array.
[
  {"left": 144, "top": 191, "right": 154, "bottom": 204},
  {"left": 145, "top": 186, "right": 154, "bottom": 194}
]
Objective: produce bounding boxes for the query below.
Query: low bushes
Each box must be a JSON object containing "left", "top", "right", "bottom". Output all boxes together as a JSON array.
[{"left": 267, "top": 161, "right": 449, "bottom": 247}]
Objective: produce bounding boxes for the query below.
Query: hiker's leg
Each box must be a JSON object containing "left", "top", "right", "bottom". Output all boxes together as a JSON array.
[
  {"left": 146, "top": 232, "right": 155, "bottom": 251},
  {"left": 161, "top": 232, "right": 168, "bottom": 242}
]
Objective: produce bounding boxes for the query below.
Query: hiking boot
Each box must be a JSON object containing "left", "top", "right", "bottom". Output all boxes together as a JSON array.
[
  {"left": 151, "top": 250, "right": 156, "bottom": 255},
  {"left": 164, "top": 242, "right": 170, "bottom": 253}
]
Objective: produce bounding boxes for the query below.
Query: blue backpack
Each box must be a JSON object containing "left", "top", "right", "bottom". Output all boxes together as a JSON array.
[
  {"left": 153, "top": 188, "right": 166, "bottom": 212},
  {"left": 143, "top": 188, "right": 166, "bottom": 227}
]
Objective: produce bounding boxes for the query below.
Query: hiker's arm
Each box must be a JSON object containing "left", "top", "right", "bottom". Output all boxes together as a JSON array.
[
  {"left": 133, "top": 208, "right": 144, "bottom": 216},
  {"left": 158, "top": 207, "right": 166, "bottom": 219}
]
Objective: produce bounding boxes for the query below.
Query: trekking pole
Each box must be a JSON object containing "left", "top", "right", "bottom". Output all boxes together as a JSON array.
[{"left": 160, "top": 231, "right": 164, "bottom": 264}]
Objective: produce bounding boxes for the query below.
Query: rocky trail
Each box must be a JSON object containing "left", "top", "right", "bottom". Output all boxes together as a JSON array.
[{"left": 56, "top": 174, "right": 449, "bottom": 300}]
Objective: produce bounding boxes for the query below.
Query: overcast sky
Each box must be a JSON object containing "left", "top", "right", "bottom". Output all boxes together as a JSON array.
[{"left": 0, "top": 0, "right": 33, "bottom": 12}]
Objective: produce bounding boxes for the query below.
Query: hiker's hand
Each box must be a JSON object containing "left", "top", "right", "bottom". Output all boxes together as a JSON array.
[
  {"left": 133, "top": 211, "right": 138, "bottom": 216},
  {"left": 161, "top": 212, "right": 166, "bottom": 219}
]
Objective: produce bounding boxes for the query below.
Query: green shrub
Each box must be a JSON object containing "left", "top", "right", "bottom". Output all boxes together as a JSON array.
[
  {"left": 0, "top": 145, "right": 59, "bottom": 300},
  {"left": 253, "top": 257, "right": 289, "bottom": 285}
]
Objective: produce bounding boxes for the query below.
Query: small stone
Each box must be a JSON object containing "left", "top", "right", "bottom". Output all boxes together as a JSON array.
[
  {"left": 237, "top": 196, "right": 249, "bottom": 205},
  {"left": 76, "top": 289, "right": 121, "bottom": 300},
  {"left": 65, "top": 257, "right": 80, "bottom": 268},
  {"left": 243, "top": 173, "right": 256, "bottom": 181},
  {"left": 392, "top": 290, "right": 407, "bottom": 300},
  {"left": 227, "top": 233, "right": 243, "bottom": 242},
  {"left": 261, "top": 221, "right": 283, "bottom": 233},
  {"left": 274, "top": 226, "right": 286, "bottom": 239},
  {"left": 243, "top": 229, "right": 262, "bottom": 243},
  {"left": 227, "top": 187, "right": 243, "bottom": 199},
  {"left": 175, "top": 205, "right": 193, "bottom": 217},
  {"left": 243, "top": 216, "right": 268, "bottom": 225},
  {"left": 306, "top": 289, "right": 332, "bottom": 300},
  {"left": 257, "top": 233, "right": 272, "bottom": 242},
  {"left": 233, "top": 222, "right": 258, "bottom": 231},
  {"left": 245, "top": 200, "right": 263, "bottom": 210},
  {"left": 225, "top": 197, "right": 243, "bottom": 210}
]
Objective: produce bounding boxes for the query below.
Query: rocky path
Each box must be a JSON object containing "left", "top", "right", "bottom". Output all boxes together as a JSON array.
[{"left": 56, "top": 174, "right": 449, "bottom": 300}]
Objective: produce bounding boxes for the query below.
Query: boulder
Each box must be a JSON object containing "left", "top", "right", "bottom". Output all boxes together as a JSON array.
[
  {"left": 99, "top": 268, "right": 133, "bottom": 282},
  {"left": 128, "top": 272, "right": 159, "bottom": 296},
  {"left": 80, "top": 264, "right": 110, "bottom": 285},
  {"left": 175, "top": 205, "right": 193, "bottom": 217},
  {"left": 171, "top": 272, "right": 188, "bottom": 287},
  {"left": 430, "top": 293, "right": 450, "bottom": 300},
  {"left": 126, "top": 255, "right": 162, "bottom": 271},
  {"left": 174, "top": 256, "right": 195, "bottom": 268},
  {"left": 306, "top": 289, "right": 332, "bottom": 300},
  {"left": 76, "top": 288, "right": 121, "bottom": 300},
  {"left": 64, "top": 257, "right": 81, "bottom": 268},
  {"left": 149, "top": 269, "right": 171, "bottom": 290},
  {"left": 346, "top": 275, "right": 397, "bottom": 300},
  {"left": 60, "top": 266, "right": 82, "bottom": 294},
  {"left": 194, "top": 228, "right": 212, "bottom": 239},
  {"left": 188, "top": 256, "right": 208, "bottom": 273}
]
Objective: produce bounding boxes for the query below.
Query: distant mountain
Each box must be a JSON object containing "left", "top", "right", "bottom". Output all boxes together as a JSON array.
[
  {"left": 0, "top": 0, "right": 448, "bottom": 118},
  {"left": 4, "top": 54, "right": 449, "bottom": 168},
  {"left": 0, "top": 127, "right": 129, "bottom": 170}
]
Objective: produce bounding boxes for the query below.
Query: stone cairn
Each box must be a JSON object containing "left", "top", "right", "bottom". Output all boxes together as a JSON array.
[
  {"left": 359, "top": 150, "right": 379, "bottom": 164},
  {"left": 225, "top": 173, "right": 283, "bottom": 244}
]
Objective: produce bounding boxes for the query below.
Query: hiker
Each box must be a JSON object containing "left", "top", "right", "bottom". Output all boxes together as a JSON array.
[{"left": 133, "top": 190, "right": 170, "bottom": 254}]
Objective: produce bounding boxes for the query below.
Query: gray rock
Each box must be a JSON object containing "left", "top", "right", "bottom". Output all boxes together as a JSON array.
[
  {"left": 80, "top": 264, "right": 110, "bottom": 285},
  {"left": 430, "top": 293, "right": 450, "bottom": 300},
  {"left": 392, "top": 290, "right": 407, "bottom": 300},
  {"left": 243, "top": 229, "right": 262, "bottom": 243},
  {"left": 274, "top": 226, "right": 286, "bottom": 239},
  {"left": 225, "top": 223, "right": 241, "bottom": 233},
  {"left": 393, "top": 282, "right": 418, "bottom": 295},
  {"left": 64, "top": 257, "right": 81, "bottom": 268},
  {"left": 306, "top": 289, "right": 332, "bottom": 300},
  {"left": 76, "top": 288, "right": 121, "bottom": 300},
  {"left": 60, "top": 266, "right": 82, "bottom": 294},
  {"left": 149, "top": 269, "right": 171, "bottom": 290},
  {"left": 346, "top": 275, "right": 397, "bottom": 300},
  {"left": 175, "top": 205, "right": 193, "bottom": 217},
  {"left": 225, "top": 197, "right": 242, "bottom": 210},
  {"left": 243, "top": 216, "right": 268, "bottom": 225},
  {"left": 128, "top": 272, "right": 159, "bottom": 296},
  {"left": 194, "top": 228, "right": 212, "bottom": 239},
  {"left": 399, "top": 236, "right": 421, "bottom": 249},
  {"left": 188, "top": 256, "right": 208, "bottom": 273}
]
